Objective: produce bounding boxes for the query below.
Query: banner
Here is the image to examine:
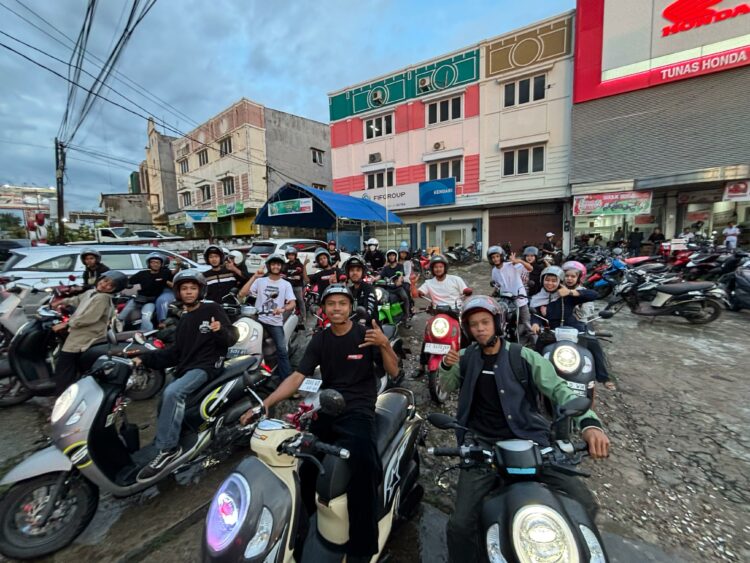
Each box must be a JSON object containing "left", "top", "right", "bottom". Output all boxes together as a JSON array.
[
  {"left": 573, "top": 191, "right": 652, "bottom": 216},
  {"left": 351, "top": 186, "right": 419, "bottom": 210},
  {"left": 186, "top": 210, "right": 217, "bottom": 223},
  {"left": 268, "top": 198, "right": 313, "bottom": 217},
  {"left": 217, "top": 202, "right": 245, "bottom": 217},
  {"left": 723, "top": 180, "right": 750, "bottom": 202},
  {"left": 168, "top": 212, "right": 185, "bottom": 226},
  {"left": 419, "top": 178, "right": 456, "bottom": 207}
]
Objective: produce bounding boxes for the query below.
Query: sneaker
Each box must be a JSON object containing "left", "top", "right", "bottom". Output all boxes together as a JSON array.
[{"left": 137, "top": 446, "right": 182, "bottom": 481}]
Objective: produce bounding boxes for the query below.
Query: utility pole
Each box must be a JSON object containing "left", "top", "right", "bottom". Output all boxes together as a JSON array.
[{"left": 55, "top": 137, "right": 65, "bottom": 244}]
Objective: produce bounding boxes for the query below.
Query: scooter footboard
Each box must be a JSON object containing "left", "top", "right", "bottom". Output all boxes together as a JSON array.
[{"left": 0, "top": 446, "right": 73, "bottom": 486}]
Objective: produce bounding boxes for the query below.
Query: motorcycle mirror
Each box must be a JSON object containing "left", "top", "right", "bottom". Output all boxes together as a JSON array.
[
  {"left": 559, "top": 397, "right": 592, "bottom": 418},
  {"left": 134, "top": 332, "right": 146, "bottom": 345},
  {"left": 599, "top": 310, "right": 614, "bottom": 319},
  {"left": 230, "top": 287, "right": 239, "bottom": 295},
  {"left": 427, "top": 412, "right": 461, "bottom": 430},
  {"left": 106, "top": 328, "right": 117, "bottom": 347},
  {"left": 463, "top": 288, "right": 473, "bottom": 296},
  {"left": 319, "top": 389, "right": 346, "bottom": 416}
]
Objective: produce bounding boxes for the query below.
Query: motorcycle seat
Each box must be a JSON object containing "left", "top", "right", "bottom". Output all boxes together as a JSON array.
[
  {"left": 638, "top": 263, "right": 668, "bottom": 274},
  {"left": 185, "top": 356, "right": 260, "bottom": 407},
  {"left": 656, "top": 282, "right": 714, "bottom": 295},
  {"left": 381, "top": 324, "right": 397, "bottom": 340}
]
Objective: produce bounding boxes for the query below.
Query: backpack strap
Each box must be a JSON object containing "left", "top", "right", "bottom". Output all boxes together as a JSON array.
[{"left": 507, "top": 343, "right": 539, "bottom": 410}]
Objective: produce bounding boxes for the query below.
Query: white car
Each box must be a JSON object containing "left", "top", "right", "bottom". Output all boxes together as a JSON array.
[
  {"left": 1, "top": 245, "right": 203, "bottom": 289},
  {"left": 246, "top": 239, "right": 350, "bottom": 275},
  {"left": 133, "top": 229, "right": 184, "bottom": 241}
]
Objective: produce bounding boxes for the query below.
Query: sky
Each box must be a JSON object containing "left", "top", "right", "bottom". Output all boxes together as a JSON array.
[{"left": 0, "top": 0, "right": 575, "bottom": 212}]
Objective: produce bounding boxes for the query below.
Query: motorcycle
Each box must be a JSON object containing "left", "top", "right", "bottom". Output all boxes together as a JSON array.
[
  {"left": 604, "top": 270, "right": 728, "bottom": 324},
  {"left": 0, "top": 336, "right": 275, "bottom": 559},
  {"left": 491, "top": 283, "right": 521, "bottom": 343},
  {"left": 372, "top": 280, "right": 408, "bottom": 392},
  {"left": 720, "top": 260, "right": 750, "bottom": 311},
  {"left": 412, "top": 249, "right": 432, "bottom": 280},
  {"left": 426, "top": 398, "right": 608, "bottom": 563},
  {"left": 421, "top": 289, "right": 473, "bottom": 404},
  {"left": 585, "top": 256, "right": 628, "bottom": 300},
  {"left": 202, "top": 386, "right": 423, "bottom": 562}
]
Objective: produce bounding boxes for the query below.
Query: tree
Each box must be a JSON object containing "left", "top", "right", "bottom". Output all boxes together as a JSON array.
[{"left": 0, "top": 213, "right": 27, "bottom": 239}]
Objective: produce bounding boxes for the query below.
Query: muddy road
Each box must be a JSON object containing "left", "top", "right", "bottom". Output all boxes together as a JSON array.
[{"left": 0, "top": 261, "right": 747, "bottom": 561}]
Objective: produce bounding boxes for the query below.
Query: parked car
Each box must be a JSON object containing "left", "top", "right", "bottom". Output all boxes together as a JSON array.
[
  {"left": 1, "top": 245, "right": 204, "bottom": 289},
  {"left": 133, "top": 229, "right": 184, "bottom": 240},
  {"left": 0, "top": 240, "right": 30, "bottom": 268},
  {"left": 246, "top": 239, "right": 350, "bottom": 274}
]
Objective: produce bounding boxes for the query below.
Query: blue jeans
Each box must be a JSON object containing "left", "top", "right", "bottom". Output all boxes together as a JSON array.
[
  {"left": 155, "top": 368, "right": 208, "bottom": 450},
  {"left": 263, "top": 323, "right": 290, "bottom": 379},
  {"left": 155, "top": 290, "right": 175, "bottom": 323},
  {"left": 118, "top": 299, "right": 156, "bottom": 332}
]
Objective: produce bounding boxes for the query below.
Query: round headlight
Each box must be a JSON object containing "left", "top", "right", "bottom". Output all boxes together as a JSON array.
[
  {"left": 511, "top": 504, "right": 578, "bottom": 563},
  {"left": 51, "top": 383, "right": 79, "bottom": 424},
  {"left": 206, "top": 473, "right": 251, "bottom": 553},
  {"left": 431, "top": 317, "right": 450, "bottom": 338},
  {"left": 551, "top": 346, "right": 581, "bottom": 374}
]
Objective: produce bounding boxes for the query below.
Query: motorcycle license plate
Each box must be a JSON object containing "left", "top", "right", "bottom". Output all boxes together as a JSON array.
[
  {"left": 424, "top": 343, "right": 451, "bottom": 355},
  {"left": 566, "top": 381, "right": 587, "bottom": 396}
]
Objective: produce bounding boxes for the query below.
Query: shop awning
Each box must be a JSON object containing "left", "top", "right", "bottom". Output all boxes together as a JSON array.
[{"left": 254, "top": 183, "right": 402, "bottom": 228}]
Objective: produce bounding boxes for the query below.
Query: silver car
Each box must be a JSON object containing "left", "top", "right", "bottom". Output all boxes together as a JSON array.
[
  {"left": 246, "top": 239, "right": 350, "bottom": 274},
  {"left": 1, "top": 245, "right": 203, "bottom": 289}
]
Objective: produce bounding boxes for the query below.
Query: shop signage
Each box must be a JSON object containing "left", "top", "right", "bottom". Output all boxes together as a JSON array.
[
  {"left": 351, "top": 185, "right": 419, "bottom": 210},
  {"left": 634, "top": 214, "right": 657, "bottom": 225},
  {"left": 723, "top": 180, "right": 750, "bottom": 201},
  {"left": 186, "top": 210, "right": 217, "bottom": 223},
  {"left": 686, "top": 211, "right": 712, "bottom": 222},
  {"left": 677, "top": 191, "right": 723, "bottom": 204},
  {"left": 661, "top": 0, "right": 750, "bottom": 37},
  {"left": 217, "top": 202, "right": 245, "bottom": 217},
  {"left": 419, "top": 178, "right": 456, "bottom": 207},
  {"left": 573, "top": 191, "right": 652, "bottom": 216},
  {"left": 168, "top": 212, "right": 185, "bottom": 226},
  {"left": 268, "top": 198, "right": 313, "bottom": 216}
]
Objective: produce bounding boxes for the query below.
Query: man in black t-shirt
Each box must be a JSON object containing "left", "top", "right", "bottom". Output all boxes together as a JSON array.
[
  {"left": 377, "top": 249, "right": 411, "bottom": 326},
  {"left": 327, "top": 240, "right": 342, "bottom": 268},
  {"left": 344, "top": 256, "right": 377, "bottom": 324},
  {"left": 242, "top": 284, "right": 399, "bottom": 559},
  {"left": 117, "top": 253, "right": 172, "bottom": 331},
  {"left": 203, "top": 245, "right": 242, "bottom": 303},
  {"left": 308, "top": 248, "right": 342, "bottom": 296},
  {"left": 281, "top": 246, "right": 308, "bottom": 319}
]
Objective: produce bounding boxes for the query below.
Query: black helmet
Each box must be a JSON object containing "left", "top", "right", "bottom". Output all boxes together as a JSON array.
[
  {"left": 203, "top": 245, "right": 224, "bottom": 263},
  {"left": 344, "top": 256, "right": 366, "bottom": 273},
  {"left": 461, "top": 295, "right": 505, "bottom": 340},
  {"left": 80, "top": 248, "right": 101, "bottom": 262},
  {"left": 173, "top": 268, "right": 207, "bottom": 300},
  {"left": 98, "top": 270, "right": 127, "bottom": 293},
  {"left": 146, "top": 252, "right": 165, "bottom": 267},
  {"left": 320, "top": 283, "right": 354, "bottom": 305},
  {"left": 429, "top": 254, "right": 449, "bottom": 273}
]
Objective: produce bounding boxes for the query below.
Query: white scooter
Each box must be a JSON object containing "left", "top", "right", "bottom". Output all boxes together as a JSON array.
[{"left": 228, "top": 304, "right": 299, "bottom": 376}]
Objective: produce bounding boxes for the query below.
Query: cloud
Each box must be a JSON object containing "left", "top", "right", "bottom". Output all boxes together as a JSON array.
[{"left": 0, "top": 0, "right": 574, "bottom": 212}]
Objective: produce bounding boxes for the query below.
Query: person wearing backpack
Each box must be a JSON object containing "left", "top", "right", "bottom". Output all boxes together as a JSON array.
[{"left": 437, "top": 296, "right": 610, "bottom": 563}]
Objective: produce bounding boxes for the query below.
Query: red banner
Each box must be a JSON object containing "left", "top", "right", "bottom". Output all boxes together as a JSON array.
[{"left": 573, "top": 191, "right": 653, "bottom": 216}]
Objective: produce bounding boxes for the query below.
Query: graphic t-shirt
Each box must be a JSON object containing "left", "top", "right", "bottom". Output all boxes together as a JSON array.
[{"left": 249, "top": 276, "right": 295, "bottom": 326}]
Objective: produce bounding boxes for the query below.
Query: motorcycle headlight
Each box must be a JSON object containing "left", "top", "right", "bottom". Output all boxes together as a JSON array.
[
  {"left": 51, "top": 383, "right": 79, "bottom": 424},
  {"left": 551, "top": 346, "right": 581, "bottom": 375},
  {"left": 375, "top": 287, "right": 385, "bottom": 303},
  {"left": 512, "top": 505, "right": 578, "bottom": 563},
  {"left": 431, "top": 317, "right": 450, "bottom": 338},
  {"left": 486, "top": 523, "right": 509, "bottom": 563},
  {"left": 579, "top": 525, "right": 605, "bottom": 563},
  {"left": 244, "top": 506, "right": 274, "bottom": 558},
  {"left": 206, "top": 473, "right": 251, "bottom": 553}
]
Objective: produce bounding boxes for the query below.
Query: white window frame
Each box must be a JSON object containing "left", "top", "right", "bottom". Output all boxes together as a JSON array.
[
  {"left": 198, "top": 149, "right": 209, "bottom": 167},
  {"left": 221, "top": 176, "right": 235, "bottom": 196},
  {"left": 219, "top": 136, "right": 233, "bottom": 157},
  {"left": 178, "top": 158, "right": 189, "bottom": 174},
  {"left": 503, "top": 74, "right": 547, "bottom": 109},
  {"left": 426, "top": 95, "right": 462, "bottom": 126},
  {"left": 181, "top": 191, "right": 192, "bottom": 207},
  {"left": 428, "top": 158, "right": 462, "bottom": 182},
  {"left": 200, "top": 184, "right": 212, "bottom": 201},
  {"left": 366, "top": 169, "right": 394, "bottom": 190},
  {"left": 501, "top": 145, "right": 545, "bottom": 177},
  {"left": 364, "top": 114, "right": 394, "bottom": 140},
  {"left": 311, "top": 148, "right": 324, "bottom": 165}
]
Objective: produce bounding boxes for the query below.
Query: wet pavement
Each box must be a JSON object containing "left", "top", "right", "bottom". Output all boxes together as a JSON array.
[{"left": 0, "top": 261, "right": 747, "bottom": 561}]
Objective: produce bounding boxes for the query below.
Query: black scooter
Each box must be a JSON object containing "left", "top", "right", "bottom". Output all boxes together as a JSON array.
[{"left": 427, "top": 398, "right": 608, "bottom": 562}]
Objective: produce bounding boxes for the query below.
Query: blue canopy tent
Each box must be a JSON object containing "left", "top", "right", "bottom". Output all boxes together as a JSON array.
[{"left": 255, "top": 183, "right": 401, "bottom": 228}]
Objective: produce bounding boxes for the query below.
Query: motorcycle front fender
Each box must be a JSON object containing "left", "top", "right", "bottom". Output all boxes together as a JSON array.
[{"left": 0, "top": 446, "right": 72, "bottom": 487}]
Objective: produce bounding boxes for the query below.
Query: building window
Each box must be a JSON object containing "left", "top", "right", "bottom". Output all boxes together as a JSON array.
[
  {"left": 427, "top": 95, "right": 462, "bottom": 125},
  {"left": 503, "top": 74, "right": 546, "bottom": 108},
  {"left": 311, "top": 183, "right": 327, "bottom": 190},
  {"left": 200, "top": 184, "right": 212, "bottom": 201},
  {"left": 219, "top": 136, "right": 232, "bottom": 157},
  {"left": 366, "top": 169, "right": 394, "bottom": 190},
  {"left": 198, "top": 149, "right": 208, "bottom": 166},
  {"left": 365, "top": 114, "right": 393, "bottom": 140},
  {"left": 181, "top": 192, "right": 192, "bottom": 207},
  {"left": 428, "top": 158, "right": 462, "bottom": 182},
  {"left": 502, "top": 145, "right": 545, "bottom": 176},
  {"left": 221, "top": 176, "right": 235, "bottom": 196},
  {"left": 178, "top": 158, "right": 189, "bottom": 174},
  {"left": 311, "top": 148, "right": 324, "bottom": 165}
]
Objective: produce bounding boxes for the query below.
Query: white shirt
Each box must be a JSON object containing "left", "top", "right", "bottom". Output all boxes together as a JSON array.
[
  {"left": 723, "top": 226, "right": 740, "bottom": 245},
  {"left": 419, "top": 275, "right": 467, "bottom": 307},
  {"left": 249, "top": 276, "right": 295, "bottom": 326},
  {"left": 491, "top": 263, "right": 528, "bottom": 307}
]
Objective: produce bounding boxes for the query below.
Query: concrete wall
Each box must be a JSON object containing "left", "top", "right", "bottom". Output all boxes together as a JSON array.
[
  {"left": 100, "top": 194, "right": 152, "bottom": 227},
  {"left": 264, "top": 108, "right": 331, "bottom": 194},
  {"left": 144, "top": 119, "right": 178, "bottom": 222}
]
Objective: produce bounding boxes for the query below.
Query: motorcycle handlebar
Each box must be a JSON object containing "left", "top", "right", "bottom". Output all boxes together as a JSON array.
[{"left": 315, "top": 442, "right": 351, "bottom": 459}]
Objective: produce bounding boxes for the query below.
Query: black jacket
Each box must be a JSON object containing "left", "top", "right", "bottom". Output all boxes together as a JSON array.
[{"left": 350, "top": 281, "right": 378, "bottom": 323}]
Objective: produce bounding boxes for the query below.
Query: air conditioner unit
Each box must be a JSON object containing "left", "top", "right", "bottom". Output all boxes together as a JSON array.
[
  {"left": 418, "top": 77, "right": 432, "bottom": 90},
  {"left": 368, "top": 153, "right": 382, "bottom": 164},
  {"left": 371, "top": 90, "right": 384, "bottom": 104},
  {"left": 433, "top": 141, "right": 445, "bottom": 151}
]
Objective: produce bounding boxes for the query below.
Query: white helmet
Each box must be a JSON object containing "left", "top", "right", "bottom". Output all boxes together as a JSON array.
[
  {"left": 545, "top": 232, "right": 555, "bottom": 238},
  {"left": 366, "top": 238, "right": 379, "bottom": 247},
  {"left": 229, "top": 250, "right": 244, "bottom": 265}
]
